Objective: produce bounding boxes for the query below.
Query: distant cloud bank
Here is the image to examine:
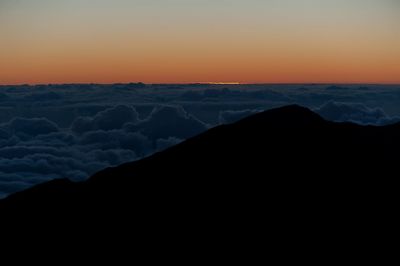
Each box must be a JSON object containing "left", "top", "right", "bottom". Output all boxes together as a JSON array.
[{"left": 0, "top": 83, "right": 399, "bottom": 197}]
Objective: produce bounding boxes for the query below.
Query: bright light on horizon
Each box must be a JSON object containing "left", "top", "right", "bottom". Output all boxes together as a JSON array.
[{"left": 200, "top": 82, "right": 241, "bottom": 85}]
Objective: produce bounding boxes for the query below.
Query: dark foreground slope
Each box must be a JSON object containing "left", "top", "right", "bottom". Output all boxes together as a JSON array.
[{"left": 1, "top": 105, "right": 399, "bottom": 237}]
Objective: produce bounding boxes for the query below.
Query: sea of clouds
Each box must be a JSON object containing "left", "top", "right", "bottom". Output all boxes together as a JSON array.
[{"left": 0, "top": 83, "right": 399, "bottom": 197}]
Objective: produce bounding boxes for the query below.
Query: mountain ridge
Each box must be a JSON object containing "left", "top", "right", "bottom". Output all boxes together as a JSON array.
[{"left": 1, "top": 105, "right": 398, "bottom": 228}]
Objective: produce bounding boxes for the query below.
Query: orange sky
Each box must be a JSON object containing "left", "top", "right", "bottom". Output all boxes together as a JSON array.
[{"left": 0, "top": 0, "right": 399, "bottom": 84}]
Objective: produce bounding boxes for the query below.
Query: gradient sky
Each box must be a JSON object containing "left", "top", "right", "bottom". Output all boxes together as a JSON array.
[{"left": 1, "top": 0, "right": 399, "bottom": 84}]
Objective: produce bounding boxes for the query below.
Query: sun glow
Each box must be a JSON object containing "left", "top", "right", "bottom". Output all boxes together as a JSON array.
[
  {"left": 1, "top": 0, "right": 399, "bottom": 85},
  {"left": 202, "top": 82, "right": 241, "bottom": 85}
]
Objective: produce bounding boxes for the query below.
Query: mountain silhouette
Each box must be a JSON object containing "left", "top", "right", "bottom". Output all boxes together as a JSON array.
[{"left": 1, "top": 105, "right": 398, "bottom": 249}]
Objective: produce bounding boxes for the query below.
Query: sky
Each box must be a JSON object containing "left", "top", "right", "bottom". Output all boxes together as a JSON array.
[{"left": 0, "top": 0, "right": 399, "bottom": 84}]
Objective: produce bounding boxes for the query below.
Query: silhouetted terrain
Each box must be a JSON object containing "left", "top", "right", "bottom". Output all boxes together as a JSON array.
[
  {"left": 1, "top": 105, "right": 398, "bottom": 243},
  {"left": 1, "top": 83, "right": 400, "bottom": 198}
]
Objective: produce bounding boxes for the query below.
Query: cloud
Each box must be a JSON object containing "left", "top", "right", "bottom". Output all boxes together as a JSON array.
[
  {"left": 219, "top": 109, "right": 262, "bottom": 124},
  {"left": 1, "top": 83, "right": 400, "bottom": 198},
  {"left": 70, "top": 117, "right": 93, "bottom": 135},
  {"left": 79, "top": 130, "right": 151, "bottom": 156},
  {"left": 0, "top": 180, "right": 32, "bottom": 198},
  {"left": 0, "top": 125, "right": 148, "bottom": 197},
  {"left": 86, "top": 149, "right": 137, "bottom": 166},
  {"left": 0, "top": 136, "right": 19, "bottom": 149},
  {"left": 0, "top": 104, "right": 209, "bottom": 198},
  {"left": 1, "top": 117, "right": 59, "bottom": 138},
  {"left": 0, "top": 128, "right": 10, "bottom": 139},
  {"left": 71, "top": 105, "right": 139, "bottom": 134},
  {"left": 0, "top": 171, "right": 62, "bottom": 198},
  {"left": 315, "top": 101, "right": 400, "bottom": 125},
  {"left": 179, "top": 88, "right": 292, "bottom": 103},
  {"left": 156, "top": 137, "right": 183, "bottom": 152},
  {"left": 32, "top": 132, "right": 77, "bottom": 147},
  {"left": 0, "top": 93, "right": 9, "bottom": 101},
  {"left": 92, "top": 105, "right": 139, "bottom": 131},
  {"left": 325, "top": 85, "right": 348, "bottom": 90},
  {"left": 134, "top": 105, "right": 208, "bottom": 140},
  {"left": 23, "top": 91, "right": 62, "bottom": 101},
  {"left": 0, "top": 146, "right": 76, "bottom": 159},
  {"left": 0, "top": 145, "right": 108, "bottom": 197}
]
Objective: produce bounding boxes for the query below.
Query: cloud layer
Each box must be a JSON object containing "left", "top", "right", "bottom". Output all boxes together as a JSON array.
[
  {"left": 0, "top": 104, "right": 209, "bottom": 197},
  {"left": 316, "top": 101, "right": 400, "bottom": 125},
  {"left": 0, "top": 83, "right": 399, "bottom": 198}
]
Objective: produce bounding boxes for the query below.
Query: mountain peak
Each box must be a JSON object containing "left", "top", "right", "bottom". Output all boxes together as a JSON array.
[
  {"left": 234, "top": 104, "right": 325, "bottom": 131},
  {"left": 1, "top": 105, "right": 399, "bottom": 228}
]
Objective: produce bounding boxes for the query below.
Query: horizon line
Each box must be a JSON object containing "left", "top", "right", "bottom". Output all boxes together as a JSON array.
[{"left": 1, "top": 82, "right": 400, "bottom": 86}]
